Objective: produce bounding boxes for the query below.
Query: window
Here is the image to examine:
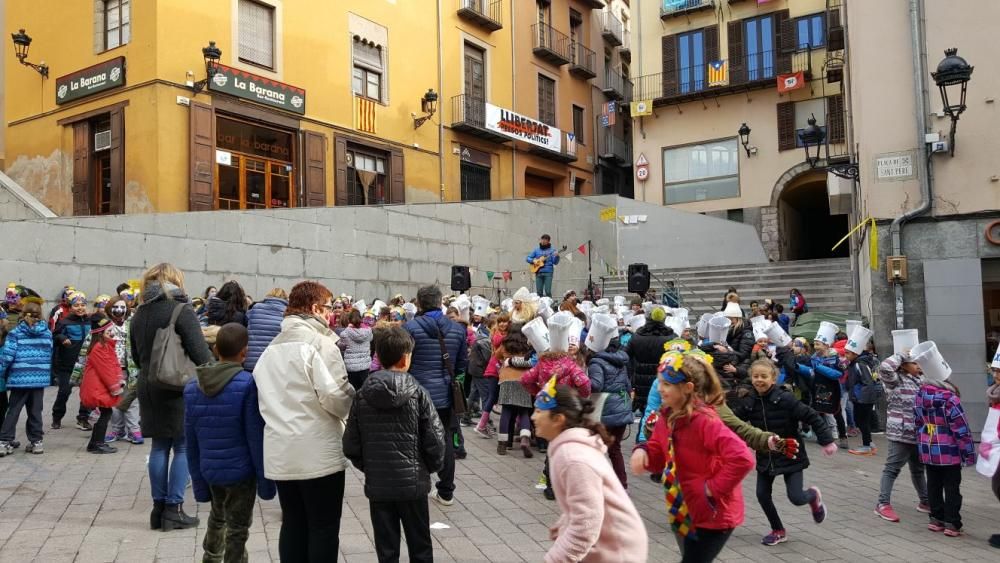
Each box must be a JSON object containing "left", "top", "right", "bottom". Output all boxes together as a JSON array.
[
  {"left": 353, "top": 39, "right": 384, "bottom": 103},
  {"left": 663, "top": 139, "right": 739, "bottom": 204},
  {"left": 538, "top": 75, "right": 556, "bottom": 126},
  {"left": 727, "top": 208, "right": 744, "bottom": 223},
  {"left": 795, "top": 14, "right": 825, "bottom": 50},
  {"left": 347, "top": 148, "right": 388, "bottom": 205},
  {"left": 461, "top": 161, "right": 491, "bottom": 201},
  {"left": 215, "top": 117, "right": 295, "bottom": 210},
  {"left": 794, "top": 98, "right": 826, "bottom": 147},
  {"left": 104, "top": 0, "right": 130, "bottom": 50},
  {"left": 537, "top": 0, "right": 550, "bottom": 26},
  {"left": 573, "top": 105, "right": 585, "bottom": 146},
  {"left": 678, "top": 30, "right": 705, "bottom": 94},
  {"left": 238, "top": 0, "right": 275, "bottom": 69},
  {"left": 744, "top": 15, "right": 775, "bottom": 81},
  {"left": 570, "top": 9, "right": 582, "bottom": 44}
]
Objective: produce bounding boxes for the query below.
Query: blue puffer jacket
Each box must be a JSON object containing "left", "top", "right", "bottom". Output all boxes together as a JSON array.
[
  {"left": 638, "top": 380, "right": 662, "bottom": 443},
  {"left": 244, "top": 297, "right": 287, "bottom": 372},
  {"left": 184, "top": 362, "right": 275, "bottom": 502},
  {"left": 0, "top": 320, "right": 53, "bottom": 390},
  {"left": 587, "top": 343, "right": 634, "bottom": 428},
  {"left": 525, "top": 246, "right": 560, "bottom": 274},
  {"left": 404, "top": 311, "right": 468, "bottom": 409}
]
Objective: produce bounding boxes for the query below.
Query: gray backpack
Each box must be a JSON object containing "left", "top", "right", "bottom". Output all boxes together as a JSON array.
[{"left": 147, "top": 303, "right": 198, "bottom": 391}]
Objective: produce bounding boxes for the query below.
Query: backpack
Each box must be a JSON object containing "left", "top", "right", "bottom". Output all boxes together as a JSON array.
[{"left": 147, "top": 303, "right": 198, "bottom": 392}]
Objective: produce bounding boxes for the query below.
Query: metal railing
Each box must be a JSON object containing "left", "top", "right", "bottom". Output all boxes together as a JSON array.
[
  {"left": 451, "top": 94, "right": 486, "bottom": 128},
  {"left": 570, "top": 42, "right": 596, "bottom": 75},
  {"left": 621, "top": 30, "right": 631, "bottom": 54},
  {"left": 532, "top": 23, "right": 571, "bottom": 64},
  {"left": 599, "top": 130, "right": 632, "bottom": 163},
  {"left": 603, "top": 69, "right": 633, "bottom": 99},
  {"left": 601, "top": 9, "right": 623, "bottom": 45},
  {"left": 660, "top": 0, "right": 715, "bottom": 18},
  {"left": 630, "top": 49, "right": 811, "bottom": 102},
  {"left": 457, "top": 0, "right": 503, "bottom": 30}
]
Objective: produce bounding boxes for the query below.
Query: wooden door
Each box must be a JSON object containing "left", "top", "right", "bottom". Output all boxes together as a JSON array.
[{"left": 525, "top": 174, "right": 554, "bottom": 199}]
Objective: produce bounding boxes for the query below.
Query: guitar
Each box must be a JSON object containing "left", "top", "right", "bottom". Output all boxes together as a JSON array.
[{"left": 530, "top": 245, "right": 568, "bottom": 275}]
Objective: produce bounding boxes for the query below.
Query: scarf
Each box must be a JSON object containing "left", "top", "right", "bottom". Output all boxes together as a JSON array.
[{"left": 661, "top": 423, "right": 696, "bottom": 540}]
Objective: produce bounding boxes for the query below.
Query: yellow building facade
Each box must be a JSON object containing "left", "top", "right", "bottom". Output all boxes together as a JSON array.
[{"left": 4, "top": 0, "right": 628, "bottom": 215}]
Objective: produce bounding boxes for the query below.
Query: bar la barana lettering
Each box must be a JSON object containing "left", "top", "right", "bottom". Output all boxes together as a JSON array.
[{"left": 208, "top": 64, "right": 307, "bottom": 115}]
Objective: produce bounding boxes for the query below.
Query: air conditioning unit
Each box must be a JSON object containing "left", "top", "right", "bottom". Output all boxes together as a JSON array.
[{"left": 94, "top": 130, "right": 112, "bottom": 151}]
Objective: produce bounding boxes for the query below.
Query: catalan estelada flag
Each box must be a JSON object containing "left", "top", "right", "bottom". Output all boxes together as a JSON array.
[
  {"left": 708, "top": 60, "right": 728, "bottom": 87},
  {"left": 356, "top": 96, "right": 376, "bottom": 134}
]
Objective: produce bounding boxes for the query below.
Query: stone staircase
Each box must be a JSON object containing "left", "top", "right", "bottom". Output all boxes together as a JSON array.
[{"left": 602, "top": 257, "right": 859, "bottom": 316}]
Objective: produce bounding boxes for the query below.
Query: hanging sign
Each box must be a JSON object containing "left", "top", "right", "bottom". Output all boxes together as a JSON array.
[
  {"left": 56, "top": 57, "right": 126, "bottom": 104},
  {"left": 208, "top": 64, "right": 306, "bottom": 115},
  {"left": 485, "top": 103, "right": 562, "bottom": 152}
]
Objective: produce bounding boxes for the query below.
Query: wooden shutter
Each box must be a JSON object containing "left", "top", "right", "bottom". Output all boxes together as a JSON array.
[
  {"left": 334, "top": 136, "right": 348, "bottom": 206},
  {"left": 72, "top": 121, "right": 91, "bottom": 216},
  {"left": 827, "top": 94, "right": 846, "bottom": 144},
  {"left": 704, "top": 25, "right": 719, "bottom": 64},
  {"left": 108, "top": 106, "right": 125, "bottom": 214},
  {"left": 827, "top": 8, "right": 844, "bottom": 51},
  {"left": 776, "top": 101, "right": 796, "bottom": 151},
  {"left": 775, "top": 10, "right": 792, "bottom": 74},
  {"left": 303, "top": 131, "right": 327, "bottom": 207},
  {"left": 389, "top": 148, "right": 405, "bottom": 204},
  {"left": 189, "top": 101, "right": 215, "bottom": 211},
  {"left": 727, "top": 21, "right": 745, "bottom": 85},
  {"left": 661, "top": 34, "right": 678, "bottom": 98}
]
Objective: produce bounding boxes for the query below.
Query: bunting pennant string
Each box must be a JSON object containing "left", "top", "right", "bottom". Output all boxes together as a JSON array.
[{"left": 486, "top": 271, "right": 495, "bottom": 282}]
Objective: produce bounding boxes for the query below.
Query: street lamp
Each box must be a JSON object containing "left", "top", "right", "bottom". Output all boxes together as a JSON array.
[
  {"left": 798, "top": 114, "right": 859, "bottom": 180},
  {"left": 191, "top": 41, "right": 223, "bottom": 94},
  {"left": 10, "top": 28, "right": 49, "bottom": 78},
  {"left": 413, "top": 89, "right": 439, "bottom": 129},
  {"left": 737, "top": 123, "right": 753, "bottom": 157},
  {"left": 931, "top": 48, "right": 973, "bottom": 156}
]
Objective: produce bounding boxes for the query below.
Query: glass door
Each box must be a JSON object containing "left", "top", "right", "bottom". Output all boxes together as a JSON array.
[{"left": 214, "top": 155, "right": 294, "bottom": 210}]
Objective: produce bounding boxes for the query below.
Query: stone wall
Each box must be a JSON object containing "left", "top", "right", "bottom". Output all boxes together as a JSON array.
[
  {"left": 0, "top": 194, "right": 766, "bottom": 305},
  {"left": 0, "top": 171, "right": 55, "bottom": 221}
]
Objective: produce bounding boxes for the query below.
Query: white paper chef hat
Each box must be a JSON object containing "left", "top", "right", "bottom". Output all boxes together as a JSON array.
[
  {"left": 991, "top": 341, "right": 1000, "bottom": 370},
  {"left": 512, "top": 287, "right": 531, "bottom": 302},
  {"left": 845, "top": 325, "right": 873, "bottom": 355},
  {"left": 402, "top": 302, "right": 417, "bottom": 321},
  {"left": 596, "top": 298, "right": 610, "bottom": 307},
  {"left": 613, "top": 295, "right": 626, "bottom": 307},
  {"left": 765, "top": 322, "right": 793, "bottom": 347},
  {"left": 586, "top": 313, "right": 618, "bottom": 353},
  {"left": 892, "top": 329, "right": 919, "bottom": 357},
  {"left": 752, "top": 319, "right": 772, "bottom": 341},
  {"left": 522, "top": 317, "right": 551, "bottom": 353},
  {"left": 453, "top": 295, "right": 471, "bottom": 323},
  {"left": 548, "top": 311, "right": 578, "bottom": 353},
  {"left": 642, "top": 302, "right": 655, "bottom": 315},
  {"left": 697, "top": 313, "right": 714, "bottom": 339},
  {"left": 708, "top": 316, "right": 732, "bottom": 343},
  {"left": 353, "top": 300, "right": 367, "bottom": 313},
  {"left": 472, "top": 296, "right": 490, "bottom": 318},
  {"left": 538, "top": 296, "right": 554, "bottom": 320},
  {"left": 628, "top": 314, "right": 646, "bottom": 332},
  {"left": 815, "top": 321, "right": 839, "bottom": 345},
  {"left": 912, "top": 341, "right": 952, "bottom": 386},
  {"left": 501, "top": 298, "right": 514, "bottom": 312},
  {"left": 371, "top": 300, "right": 387, "bottom": 314}
]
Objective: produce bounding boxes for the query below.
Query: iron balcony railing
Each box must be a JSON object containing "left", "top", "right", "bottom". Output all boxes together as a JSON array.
[
  {"left": 599, "top": 130, "right": 632, "bottom": 164},
  {"left": 660, "top": 0, "right": 715, "bottom": 19},
  {"left": 452, "top": 94, "right": 487, "bottom": 128},
  {"left": 457, "top": 0, "right": 503, "bottom": 32},
  {"left": 601, "top": 9, "right": 623, "bottom": 46},
  {"left": 630, "top": 49, "right": 811, "bottom": 103},
  {"left": 569, "top": 42, "right": 597, "bottom": 79},
  {"left": 532, "top": 23, "right": 571, "bottom": 66},
  {"left": 602, "top": 69, "right": 633, "bottom": 101},
  {"left": 620, "top": 30, "right": 631, "bottom": 60}
]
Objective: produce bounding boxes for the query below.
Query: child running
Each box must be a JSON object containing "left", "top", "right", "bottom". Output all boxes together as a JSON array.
[
  {"left": 734, "top": 360, "right": 837, "bottom": 546},
  {"left": 79, "top": 318, "right": 124, "bottom": 454}
]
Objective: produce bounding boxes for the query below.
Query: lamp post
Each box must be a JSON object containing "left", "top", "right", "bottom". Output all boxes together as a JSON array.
[
  {"left": 413, "top": 89, "right": 439, "bottom": 129},
  {"left": 798, "top": 114, "right": 859, "bottom": 180},
  {"left": 10, "top": 28, "right": 49, "bottom": 78},
  {"left": 931, "top": 48, "right": 973, "bottom": 156},
  {"left": 738, "top": 123, "right": 753, "bottom": 157},
  {"left": 191, "top": 41, "right": 222, "bottom": 94}
]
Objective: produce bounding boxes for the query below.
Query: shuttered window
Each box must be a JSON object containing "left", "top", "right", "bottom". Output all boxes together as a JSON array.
[
  {"left": 104, "top": 0, "right": 130, "bottom": 50},
  {"left": 353, "top": 39, "right": 385, "bottom": 103},
  {"left": 573, "top": 105, "right": 585, "bottom": 145},
  {"left": 238, "top": 0, "right": 275, "bottom": 70},
  {"left": 538, "top": 75, "right": 556, "bottom": 126}
]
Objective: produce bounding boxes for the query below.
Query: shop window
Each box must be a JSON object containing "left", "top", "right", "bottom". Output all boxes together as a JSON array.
[
  {"left": 103, "top": 0, "right": 130, "bottom": 50},
  {"left": 214, "top": 116, "right": 295, "bottom": 210},
  {"left": 238, "top": 0, "right": 275, "bottom": 69},
  {"left": 663, "top": 139, "right": 739, "bottom": 204},
  {"left": 353, "top": 39, "right": 384, "bottom": 103},
  {"left": 347, "top": 148, "right": 388, "bottom": 205}
]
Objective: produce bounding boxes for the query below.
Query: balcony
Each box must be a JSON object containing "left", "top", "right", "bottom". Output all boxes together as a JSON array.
[
  {"left": 532, "top": 23, "right": 571, "bottom": 66},
  {"left": 528, "top": 131, "right": 578, "bottom": 164},
  {"left": 620, "top": 30, "right": 631, "bottom": 62},
  {"left": 598, "top": 130, "right": 632, "bottom": 166},
  {"left": 569, "top": 42, "right": 597, "bottom": 80},
  {"left": 580, "top": 0, "right": 606, "bottom": 8},
  {"left": 630, "top": 49, "right": 812, "bottom": 105},
  {"left": 450, "top": 95, "right": 510, "bottom": 144},
  {"left": 602, "top": 69, "right": 632, "bottom": 101},
  {"left": 457, "top": 0, "right": 502, "bottom": 32},
  {"left": 601, "top": 10, "right": 623, "bottom": 47},
  {"left": 660, "top": 0, "right": 715, "bottom": 19}
]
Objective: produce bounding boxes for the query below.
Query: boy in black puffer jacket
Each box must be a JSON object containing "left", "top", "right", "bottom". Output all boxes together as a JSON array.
[{"left": 343, "top": 325, "right": 446, "bottom": 563}]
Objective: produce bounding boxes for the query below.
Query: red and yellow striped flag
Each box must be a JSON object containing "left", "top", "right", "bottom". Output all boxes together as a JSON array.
[
  {"left": 356, "top": 96, "right": 376, "bottom": 134},
  {"left": 708, "top": 60, "right": 728, "bottom": 87}
]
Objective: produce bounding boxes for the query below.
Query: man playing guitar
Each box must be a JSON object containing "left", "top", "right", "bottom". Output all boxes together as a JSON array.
[{"left": 525, "top": 234, "right": 564, "bottom": 298}]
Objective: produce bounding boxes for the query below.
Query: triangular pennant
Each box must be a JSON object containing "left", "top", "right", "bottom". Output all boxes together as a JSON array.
[
  {"left": 487, "top": 271, "right": 495, "bottom": 282},
  {"left": 578, "top": 244, "right": 587, "bottom": 256},
  {"left": 565, "top": 253, "right": 574, "bottom": 263}
]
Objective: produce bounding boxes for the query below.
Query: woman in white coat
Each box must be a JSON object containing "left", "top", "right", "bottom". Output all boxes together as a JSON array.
[{"left": 254, "top": 281, "right": 355, "bottom": 562}]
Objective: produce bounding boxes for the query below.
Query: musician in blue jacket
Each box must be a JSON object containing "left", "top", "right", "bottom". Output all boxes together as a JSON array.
[{"left": 526, "top": 234, "right": 560, "bottom": 298}]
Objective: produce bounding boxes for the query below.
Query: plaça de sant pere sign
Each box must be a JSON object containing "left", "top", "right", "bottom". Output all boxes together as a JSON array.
[
  {"left": 56, "top": 57, "right": 126, "bottom": 104},
  {"left": 485, "top": 103, "right": 562, "bottom": 153},
  {"left": 208, "top": 64, "right": 306, "bottom": 115}
]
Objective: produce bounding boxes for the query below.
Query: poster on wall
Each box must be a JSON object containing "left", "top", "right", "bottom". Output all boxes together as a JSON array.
[{"left": 484, "top": 103, "right": 562, "bottom": 153}]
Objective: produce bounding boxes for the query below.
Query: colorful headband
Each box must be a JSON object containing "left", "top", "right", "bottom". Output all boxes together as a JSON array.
[
  {"left": 68, "top": 291, "right": 87, "bottom": 305},
  {"left": 685, "top": 348, "right": 714, "bottom": 366},
  {"left": 664, "top": 338, "right": 692, "bottom": 353},
  {"left": 657, "top": 351, "right": 687, "bottom": 384},
  {"left": 94, "top": 294, "right": 112, "bottom": 306},
  {"left": 534, "top": 375, "right": 559, "bottom": 411},
  {"left": 61, "top": 286, "right": 76, "bottom": 300},
  {"left": 5, "top": 283, "right": 20, "bottom": 306}
]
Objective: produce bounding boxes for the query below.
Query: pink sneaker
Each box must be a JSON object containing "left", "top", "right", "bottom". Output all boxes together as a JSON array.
[
  {"left": 875, "top": 504, "right": 900, "bottom": 522},
  {"left": 916, "top": 502, "right": 931, "bottom": 514},
  {"left": 943, "top": 527, "right": 963, "bottom": 537},
  {"left": 808, "top": 487, "right": 826, "bottom": 523},
  {"left": 928, "top": 520, "right": 945, "bottom": 533}
]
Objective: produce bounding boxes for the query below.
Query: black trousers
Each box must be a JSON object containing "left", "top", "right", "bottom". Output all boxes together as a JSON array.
[
  {"left": 436, "top": 408, "right": 456, "bottom": 499},
  {"left": 0, "top": 391, "right": 8, "bottom": 422},
  {"left": 275, "top": 471, "right": 345, "bottom": 563},
  {"left": 0, "top": 388, "right": 44, "bottom": 443},
  {"left": 347, "top": 370, "right": 370, "bottom": 390},
  {"left": 756, "top": 470, "right": 815, "bottom": 531},
  {"left": 925, "top": 464, "right": 963, "bottom": 530},
  {"left": 369, "top": 498, "right": 433, "bottom": 563},
  {"left": 676, "top": 528, "right": 733, "bottom": 563},
  {"left": 52, "top": 368, "right": 90, "bottom": 423},
  {"left": 853, "top": 401, "right": 875, "bottom": 447},
  {"left": 88, "top": 407, "right": 113, "bottom": 448}
]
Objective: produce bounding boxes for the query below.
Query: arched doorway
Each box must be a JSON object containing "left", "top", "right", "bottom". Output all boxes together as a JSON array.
[{"left": 771, "top": 167, "right": 850, "bottom": 261}]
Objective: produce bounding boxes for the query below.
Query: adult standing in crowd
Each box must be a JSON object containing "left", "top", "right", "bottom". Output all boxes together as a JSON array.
[
  {"left": 206, "top": 281, "right": 249, "bottom": 327},
  {"left": 626, "top": 307, "right": 675, "bottom": 423},
  {"left": 254, "top": 281, "right": 355, "bottom": 562},
  {"left": 244, "top": 288, "right": 288, "bottom": 372},
  {"left": 526, "top": 234, "right": 560, "bottom": 298},
  {"left": 130, "top": 263, "right": 213, "bottom": 531},
  {"left": 404, "top": 285, "right": 468, "bottom": 506}
]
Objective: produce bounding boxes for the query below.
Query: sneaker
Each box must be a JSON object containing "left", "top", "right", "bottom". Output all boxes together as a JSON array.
[
  {"left": 916, "top": 502, "right": 931, "bottom": 514},
  {"left": 875, "top": 504, "right": 900, "bottom": 522},
  {"left": 455, "top": 449, "right": 467, "bottom": 460},
  {"left": 75, "top": 419, "right": 92, "bottom": 431},
  {"left": 10, "top": 441, "right": 20, "bottom": 450},
  {"left": 928, "top": 520, "right": 946, "bottom": 533},
  {"left": 943, "top": 526, "right": 963, "bottom": 538},
  {"left": 126, "top": 432, "right": 144, "bottom": 445},
  {"left": 543, "top": 488, "right": 555, "bottom": 501},
  {"left": 87, "top": 443, "right": 118, "bottom": 454},
  {"left": 520, "top": 437, "right": 533, "bottom": 459},
  {"left": 50, "top": 420, "right": 62, "bottom": 430},
  {"left": 0, "top": 441, "right": 12, "bottom": 457},
  {"left": 762, "top": 530, "right": 788, "bottom": 546},
  {"left": 849, "top": 446, "right": 874, "bottom": 456},
  {"left": 25, "top": 441, "right": 43, "bottom": 454},
  {"left": 474, "top": 425, "right": 493, "bottom": 439},
  {"left": 486, "top": 419, "right": 496, "bottom": 431},
  {"left": 837, "top": 438, "right": 849, "bottom": 449},
  {"left": 537, "top": 474, "right": 548, "bottom": 487},
  {"left": 538, "top": 443, "right": 548, "bottom": 454},
  {"left": 496, "top": 442, "right": 507, "bottom": 456},
  {"left": 459, "top": 416, "right": 473, "bottom": 427},
  {"left": 105, "top": 433, "right": 120, "bottom": 443},
  {"left": 808, "top": 487, "right": 826, "bottom": 523},
  {"left": 847, "top": 427, "right": 861, "bottom": 437},
  {"left": 430, "top": 491, "right": 454, "bottom": 507}
]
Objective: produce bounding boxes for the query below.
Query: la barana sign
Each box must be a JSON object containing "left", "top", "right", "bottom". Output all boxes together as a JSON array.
[
  {"left": 209, "top": 64, "right": 306, "bottom": 115},
  {"left": 485, "top": 103, "right": 562, "bottom": 153},
  {"left": 56, "top": 57, "right": 126, "bottom": 104}
]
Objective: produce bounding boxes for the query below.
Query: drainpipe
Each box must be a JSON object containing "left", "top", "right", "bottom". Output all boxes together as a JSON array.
[
  {"left": 888, "top": 0, "right": 934, "bottom": 329},
  {"left": 437, "top": 0, "right": 446, "bottom": 201},
  {"left": 510, "top": 0, "right": 517, "bottom": 200}
]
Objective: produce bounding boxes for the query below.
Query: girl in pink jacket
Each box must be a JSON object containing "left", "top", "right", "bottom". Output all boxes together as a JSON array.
[{"left": 531, "top": 378, "right": 648, "bottom": 563}]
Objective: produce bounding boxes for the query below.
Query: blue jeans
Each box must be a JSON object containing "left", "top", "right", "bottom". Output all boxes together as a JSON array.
[
  {"left": 535, "top": 272, "right": 553, "bottom": 298},
  {"left": 150, "top": 436, "right": 189, "bottom": 504}
]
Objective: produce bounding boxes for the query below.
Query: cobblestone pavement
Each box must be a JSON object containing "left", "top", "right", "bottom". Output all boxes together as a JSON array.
[{"left": 0, "top": 392, "right": 998, "bottom": 562}]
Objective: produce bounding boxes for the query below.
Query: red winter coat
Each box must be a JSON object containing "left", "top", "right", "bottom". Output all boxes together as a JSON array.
[
  {"left": 81, "top": 339, "right": 123, "bottom": 409},
  {"left": 641, "top": 406, "right": 754, "bottom": 531}
]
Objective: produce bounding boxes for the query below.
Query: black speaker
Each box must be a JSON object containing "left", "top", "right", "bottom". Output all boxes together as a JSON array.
[
  {"left": 628, "top": 263, "right": 650, "bottom": 294},
  {"left": 451, "top": 265, "right": 471, "bottom": 292}
]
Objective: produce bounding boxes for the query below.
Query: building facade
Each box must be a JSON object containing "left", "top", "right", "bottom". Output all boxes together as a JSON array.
[{"left": 3, "top": 1, "right": 633, "bottom": 215}]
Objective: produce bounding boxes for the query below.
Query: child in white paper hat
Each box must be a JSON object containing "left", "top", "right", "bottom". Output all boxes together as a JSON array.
[
  {"left": 844, "top": 325, "right": 880, "bottom": 456},
  {"left": 580, "top": 313, "right": 632, "bottom": 489},
  {"left": 803, "top": 323, "right": 850, "bottom": 449}
]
